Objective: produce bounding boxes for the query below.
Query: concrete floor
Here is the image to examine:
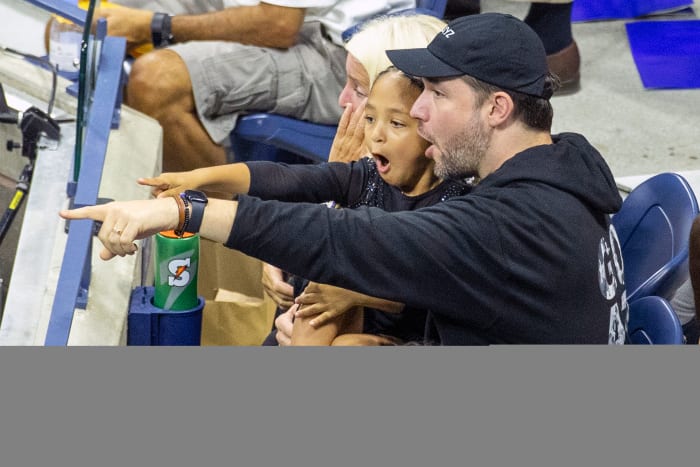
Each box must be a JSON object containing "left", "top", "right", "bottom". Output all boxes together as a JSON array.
[
  {"left": 1, "top": 1, "right": 699, "bottom": 310},
  {"left": 484, "top": 0, "right": 700, "bottom": 177}
]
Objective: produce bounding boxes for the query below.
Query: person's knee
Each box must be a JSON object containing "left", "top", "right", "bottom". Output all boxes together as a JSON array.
[
  {"left": 690, "top": 215, "right": 700, "bottom": 269},
  {"left": 691, "top": 215, "right": 700, "bottom": 241},
  {"left": 126, "top": 49, "right": 192, "bottom": 116}
]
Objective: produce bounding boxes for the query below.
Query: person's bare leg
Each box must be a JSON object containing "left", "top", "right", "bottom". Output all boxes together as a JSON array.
[
  {"left": 126, "top": 50, "right": 227, "bottom": 172},
  {"left": 331, "top": 333, "right": 398, "bottom": 346}
]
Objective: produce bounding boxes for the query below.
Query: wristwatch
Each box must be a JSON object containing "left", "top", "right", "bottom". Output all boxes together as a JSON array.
[
  {"left": 151, "top": 12, "right": 174, "bottom": 48},
  {"left": 182, "top": 190, "right": 208, "bottom": 234}
]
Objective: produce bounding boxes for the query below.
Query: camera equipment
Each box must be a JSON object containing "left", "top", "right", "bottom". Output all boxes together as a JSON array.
[{"left": 0, "top": 85, "right": 61, "bottom": 245}]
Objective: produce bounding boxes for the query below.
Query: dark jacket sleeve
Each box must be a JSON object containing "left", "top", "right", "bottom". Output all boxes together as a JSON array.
[
  {"left": 226, "top": 193, "right": 503, "bottom": 327},
  {"left": 246, "top": 160, "right": 368, "bottom": 205},
  {"left": 227, "top": 136, "right": 627, "bottom": 345}
]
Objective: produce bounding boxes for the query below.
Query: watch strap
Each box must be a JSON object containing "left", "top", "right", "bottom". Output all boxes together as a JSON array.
[
  {"left": 151, "top": 12, "right": 174, "bottom": 48},
  {"left": 184, "top": 191, "right": 207, "bottom": 234}
]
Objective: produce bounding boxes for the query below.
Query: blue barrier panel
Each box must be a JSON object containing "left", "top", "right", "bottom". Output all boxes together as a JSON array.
[
  {"left": 24, "top": 0, "right": 87, "bottom": 25},
  {"left": 44, "top": 35, "right": 126, "bottom": 346}
]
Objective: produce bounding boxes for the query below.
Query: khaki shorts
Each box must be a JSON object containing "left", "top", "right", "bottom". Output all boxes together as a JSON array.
[{"left": 169, "top": 22, "right": 346, "bottom": 145}]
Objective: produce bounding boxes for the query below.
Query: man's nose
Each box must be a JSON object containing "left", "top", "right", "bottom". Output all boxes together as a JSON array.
[{"left": 410, "top": 91, "right": 428, "bottom": 121}]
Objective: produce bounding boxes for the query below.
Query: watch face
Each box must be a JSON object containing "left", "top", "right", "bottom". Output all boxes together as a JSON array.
[{"left": 185, "top": 190, "right": 208, "bottom": 203}]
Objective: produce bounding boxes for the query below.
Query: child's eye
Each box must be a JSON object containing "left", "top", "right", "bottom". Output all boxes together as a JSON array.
[
  {"left": 364, "top": 115, "right": 374, "bottom": 124},
  {"left": 391, "top": 120, "right": 406, "bottom": 128}
]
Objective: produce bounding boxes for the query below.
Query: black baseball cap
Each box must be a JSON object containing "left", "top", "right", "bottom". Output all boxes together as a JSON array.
[{"left": 386, "top": 13, "right": 549, "bottom": 98}]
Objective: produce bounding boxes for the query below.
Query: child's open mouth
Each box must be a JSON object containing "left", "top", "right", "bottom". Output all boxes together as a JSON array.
[{"left": 373, "top": 153, "right": 390, "bottom": 174}]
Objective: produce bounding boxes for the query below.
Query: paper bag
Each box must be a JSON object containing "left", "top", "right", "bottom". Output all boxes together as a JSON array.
[{"left": 197, "top": 239, "right": 277, "bottom": 345}]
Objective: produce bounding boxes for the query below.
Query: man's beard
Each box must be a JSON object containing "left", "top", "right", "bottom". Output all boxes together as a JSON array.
[{"left": 432, "top": 114, "right": 490, "bottom": 180}]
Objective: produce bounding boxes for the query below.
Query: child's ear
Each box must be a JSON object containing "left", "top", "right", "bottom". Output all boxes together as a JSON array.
[{"left": 487, "top": 92, "right": 514, "bottom": 126}]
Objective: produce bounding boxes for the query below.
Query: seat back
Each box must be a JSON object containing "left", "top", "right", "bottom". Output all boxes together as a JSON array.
[
  {"left": 231, "top": 114, "right": 336, "bottom": 164},
  {"left": 342, "top": 1, "right": 447, "bottom": 42},
  {"left": 417, "top": 0, "right": 448, "bottom": 15},
  {"left": 612, "top": 173, "right": 699, "bottom": 303},
  {"left": 626, "top": 296, "right": 684, "bottom": 344},
  {"left": 231, "top": 1, "right": 448, "bottom": 164}
]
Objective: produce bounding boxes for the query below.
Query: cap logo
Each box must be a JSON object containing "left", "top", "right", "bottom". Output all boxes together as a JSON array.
[
  {"left": 440, "top": 26, "right": 455, "bottom": 38},
  {"left": 387, "top": 14, "right": 548, "bottom": 98}
]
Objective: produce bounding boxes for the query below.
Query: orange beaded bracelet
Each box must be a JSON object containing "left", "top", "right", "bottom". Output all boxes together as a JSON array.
[{"left": 173, "top": 194, "right": 186, "bottom": 237}]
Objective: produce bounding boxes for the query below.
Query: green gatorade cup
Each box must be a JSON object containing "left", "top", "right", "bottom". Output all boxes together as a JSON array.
[{"left": 153, "top": 230, "right": 200, "bottom": 311}]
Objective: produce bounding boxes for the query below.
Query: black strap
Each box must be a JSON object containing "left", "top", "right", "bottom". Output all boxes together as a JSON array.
[
  {"left": 151, "top": 12, "right": 174, "bottom": 48},
  {"left": 187, "top": 196, "right": 206, "bottom": 234}
]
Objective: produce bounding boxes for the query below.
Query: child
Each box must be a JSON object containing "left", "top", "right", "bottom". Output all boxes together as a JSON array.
[{"left": 139, "top": 68, "right": 472, "bottom": 345}]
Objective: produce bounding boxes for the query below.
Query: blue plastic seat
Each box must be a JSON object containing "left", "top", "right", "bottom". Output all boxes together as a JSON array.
[
  {"left": 341, "top": 1, "right": 447, "bottom": 42},
  {"left": 612, "top": 172, "right": 699, "bottom": 303},
  {"left": 626, "top": 295, "right": 684, "bottom": 345},
  {"left": 231, "top": 114, "right": 337, "bottom": 164},
  {"left": 230, "top": 0, "right": 447, "bottom": 164}
]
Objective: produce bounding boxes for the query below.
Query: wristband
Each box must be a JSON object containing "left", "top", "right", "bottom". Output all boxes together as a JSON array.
[
  {"left": 151, "top": 12, "right": 174, "bottom": 48},
  {"left": 173, "top": 194, "right": 186, "bottom": 237}
]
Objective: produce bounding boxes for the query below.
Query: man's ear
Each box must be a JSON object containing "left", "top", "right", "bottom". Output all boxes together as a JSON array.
[{"left": 487, "top": 92, "right": 514, "bottom": 126}]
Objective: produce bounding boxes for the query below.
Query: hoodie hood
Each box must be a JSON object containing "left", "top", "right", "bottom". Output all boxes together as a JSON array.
[{"left": 478, "top": 133, "right": 622, "bottom": 214}]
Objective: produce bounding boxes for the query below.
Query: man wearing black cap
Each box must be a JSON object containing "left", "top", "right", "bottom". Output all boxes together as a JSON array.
[{"left": 62, "top": 14, "right": 628, "bottom": 345}]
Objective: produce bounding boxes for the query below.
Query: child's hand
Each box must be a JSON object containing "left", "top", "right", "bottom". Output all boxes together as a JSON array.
[
  {"left": 294, "top": 282, "right": 359, "bottom": 327},
  {"left": 328, "top": 102, "right": 368, "bottom": 163},
  {"left": 138, "top": 172, "right": 196, "bottom": 199}
]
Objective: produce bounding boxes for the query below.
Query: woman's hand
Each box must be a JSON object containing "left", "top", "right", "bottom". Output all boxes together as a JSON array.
[
  {"left": 274, "top": 305, "right": 297, "bottom": 346},
  {"left": 261, "top": 263, "right": 294, "bottom": 310},
  {"left": 327, "top": 102, "right": 368, "bottom": 163},
  {"left": 59, "top": 197, "right": 179, "bottom": 260}
]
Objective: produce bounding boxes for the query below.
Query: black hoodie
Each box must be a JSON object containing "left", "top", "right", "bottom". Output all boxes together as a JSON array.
[{"left": 228, "top": 133, "right": 628, "bottom": 345}]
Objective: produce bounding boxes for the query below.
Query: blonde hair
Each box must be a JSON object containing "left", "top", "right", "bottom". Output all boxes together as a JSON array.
[{"left": 345, "top": 14, "right": 446, "bottom": 89}]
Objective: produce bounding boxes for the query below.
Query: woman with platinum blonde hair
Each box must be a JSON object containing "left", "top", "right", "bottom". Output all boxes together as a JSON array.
[
  {"left": 332, "top": 13, "right": 447, "bottom": 163},
  {"left": 345, "top": 13, "right": 448, "bottom": 92}
]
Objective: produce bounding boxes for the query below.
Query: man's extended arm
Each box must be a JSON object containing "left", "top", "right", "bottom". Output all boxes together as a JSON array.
[{"left": 97, "top": 3, "right": 305, "bottom": 49}]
